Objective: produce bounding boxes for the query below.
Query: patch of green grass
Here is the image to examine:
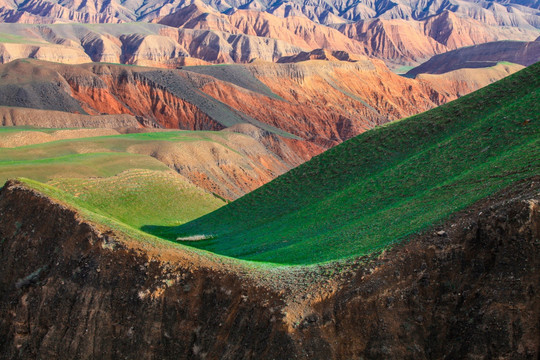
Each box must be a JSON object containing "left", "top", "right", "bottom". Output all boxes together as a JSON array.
[
  {"left": 0, "top": 33, "right": 46, "bottom": 44},
  {"left": 393, "top": 65, "right": 416, "bottom": 74},
  {"left": 0, "top": 126, "right": 56, "bottom": 134},
  {"left": 48, "top": 169, "right": 225, "bottom": 229},
  {"left": 0, "top": 130, "right": 235, "bottom": 163},
  {"left": 154, "top": 63, "right": 540, "bottom": 265}
]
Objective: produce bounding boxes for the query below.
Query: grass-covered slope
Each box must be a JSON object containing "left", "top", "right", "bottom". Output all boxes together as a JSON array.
[
  {"left": 152, "top": 63, "right": 540, "bottom": 265},
  {"left": 47, "top": 170, "right": 225, "bottom": 230}
]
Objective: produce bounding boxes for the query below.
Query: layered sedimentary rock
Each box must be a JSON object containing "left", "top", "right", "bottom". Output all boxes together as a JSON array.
[{"left": 0, "top": 4, "right": 538, "bottom": 68}]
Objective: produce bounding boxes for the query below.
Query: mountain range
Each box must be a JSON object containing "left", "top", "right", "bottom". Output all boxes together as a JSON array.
[{"left": 1, "top": 0, "right": 539, "bottom": 26}]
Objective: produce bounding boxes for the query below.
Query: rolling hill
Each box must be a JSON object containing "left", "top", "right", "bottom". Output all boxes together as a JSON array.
[{"left": 152, "top": 62, "right": 540, "bottom": 265}]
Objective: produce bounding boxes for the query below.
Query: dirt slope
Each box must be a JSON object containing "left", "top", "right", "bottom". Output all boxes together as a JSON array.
[
  {"left": 0, "top": 176, "right": 538, "bottom": 359},
  {"left": 415, "top": 62, "right": 526, "bottom": 99}
]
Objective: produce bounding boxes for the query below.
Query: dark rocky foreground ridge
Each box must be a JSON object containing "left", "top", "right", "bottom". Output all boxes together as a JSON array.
[{"left": 0, "top": 177, "right": 538, "bottom": 359}]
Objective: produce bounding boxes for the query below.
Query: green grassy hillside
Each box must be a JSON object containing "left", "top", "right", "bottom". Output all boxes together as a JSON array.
[{"left": 149, "top": 63, "right": 540, "bottom": 265}]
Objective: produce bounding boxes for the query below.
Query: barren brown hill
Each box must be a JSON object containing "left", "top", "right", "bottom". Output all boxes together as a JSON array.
[
  {"left": 0, "top": 173, "right": 537, "bottom": 358},
  {"left": 126, "top": 124, "right": 323, "bottom": 200},
  {"left": 277, "top": 48, "right": 361, "bottom": 62},
  {"left": 415, "top": 62, "right": 526, "bottom": 100},
  {"left": 0, "top": 107, "right": 142, "bottom": 128},
  {"left": 407, "top": 38, "right": 540, "bottom": 76},
  {"left": 0, "top": 124, "right": 320, "bottom": 200}
]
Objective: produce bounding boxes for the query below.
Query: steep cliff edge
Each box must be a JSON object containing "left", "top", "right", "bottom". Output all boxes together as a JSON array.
[{"left": 0, "top": 176, "right": 538, "bottom": 359}]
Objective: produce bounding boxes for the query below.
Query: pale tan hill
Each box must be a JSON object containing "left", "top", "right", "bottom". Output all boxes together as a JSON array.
[
  {"left": 174, "top": 28, "right": 304, "bottom": 63},
  {"left": 407, "top": 38, "right": 540, "bottom": 76},
  {"left": 337, "top": 11, "right": 539, "bottom": 66},
  {"left": 0, "top": 23, "right": 305, "bottom": 65},
  {"left": 0, "top": 42, "right": 92, "bottom": 64},
  {"left": 417, "top": 62, "right": 525, "bottom": 101},
  {"left": 119, "top": 33, "right": 190, "bottom": 64},
  {"left": 0, "top": 127, "right": 122, "bottom": 147}
]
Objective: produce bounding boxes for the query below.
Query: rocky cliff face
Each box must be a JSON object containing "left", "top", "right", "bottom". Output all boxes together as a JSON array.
[
  {"left": 300, "top": 177, "right": 540, "bottom": 358},
  {"left": 0, "top": 23, "right": 306, "bottom": 66},
  {"left": 0, "top": 176, "right": 538, "bottom": 359},
  {"left": 157, "top": 6, "right": 368, "bottom": 55},
  {"left": 336, "top": 11, "right": 539, "bottom": 66}
]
